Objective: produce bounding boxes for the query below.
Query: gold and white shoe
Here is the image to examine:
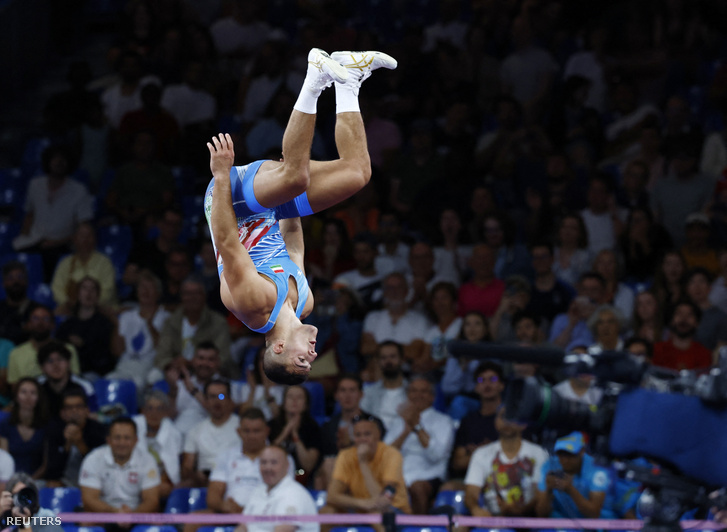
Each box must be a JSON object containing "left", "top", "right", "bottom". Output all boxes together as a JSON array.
[
  {"left": 331, "top": 51, "right": 398, "bottom": 95},
  {"left": 304, "top": 48, "right": 349, "bottom": 94}
]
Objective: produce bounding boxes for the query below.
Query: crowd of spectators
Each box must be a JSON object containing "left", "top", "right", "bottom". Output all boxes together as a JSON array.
[{"left": 1, "top": 0, "right": 727, "bottom": 525}]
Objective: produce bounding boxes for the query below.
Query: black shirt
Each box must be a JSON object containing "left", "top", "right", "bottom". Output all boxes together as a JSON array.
[{"left": 45, "top": 417, "right": 107, "bottom": 482}]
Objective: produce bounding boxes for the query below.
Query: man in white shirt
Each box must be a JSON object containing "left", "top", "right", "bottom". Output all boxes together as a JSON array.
[
  {"left": 79, "top": 417, "right": 160, "bottom": 515},
  {"left": 133, "top": 390, "right": 183, "bottom": 499},
  {"left": 464, "top": 408, "right": 549, "bottom": 516},
  {"left": 238, "top": 445, "right": 318, "bottom": 532},
  {"left": 360, "top": 342, "right": 408, "bottom": 432},
  {"left": 182, "top": 379, "right": 241, "bottom": 486},
  {"left": 333, "top": 234, "right": 389, "bottom": 310},
  {"left": 384, "top": 377, "right": 455, "bottom": 515}
]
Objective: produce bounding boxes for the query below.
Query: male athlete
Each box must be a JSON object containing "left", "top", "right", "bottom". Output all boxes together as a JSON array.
[{"left": 205, "top": 49, "right": 396, "bottom": 384}]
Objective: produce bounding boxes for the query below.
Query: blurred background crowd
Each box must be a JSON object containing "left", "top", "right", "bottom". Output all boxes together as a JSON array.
[{"left": 1, "top": 0, "right": 727, "bottom": 524}]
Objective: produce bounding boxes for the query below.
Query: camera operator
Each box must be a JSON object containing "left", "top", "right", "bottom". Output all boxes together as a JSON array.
[
  {"left": 0, "top": 473, "right": 62, "bottom": 532},
  {"left": 534, "top": 432, "right": 612, "bottom": 519}
]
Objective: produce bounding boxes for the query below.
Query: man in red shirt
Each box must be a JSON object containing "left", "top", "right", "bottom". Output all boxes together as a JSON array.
[
  {"left": 653, "top": 301, "right": 712, "bottom": 371},
  {"left": 458, "top": 244, "right": 505, "bottom": 318}
]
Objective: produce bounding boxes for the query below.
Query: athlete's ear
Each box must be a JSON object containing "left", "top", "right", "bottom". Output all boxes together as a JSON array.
[{"left": 272, "top": 340, "right": 285, "bottom": 355}]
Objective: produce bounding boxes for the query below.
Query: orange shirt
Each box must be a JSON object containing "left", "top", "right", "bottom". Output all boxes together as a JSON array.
[{"left": 331, "top": 442, "right": 411, "bottom": 513}]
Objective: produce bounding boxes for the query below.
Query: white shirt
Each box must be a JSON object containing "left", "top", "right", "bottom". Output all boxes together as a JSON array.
[
  {"left": 231, "top": 383, "right": 284, "bottom": 421},
  {"left": 384, "top": 407, "right": 455, "bottom": 485},
  {"left": 210, "top": 446, "right": 296, "bottom": 508},
  {"left": 18, "top": 177, "right": 93, "bottom": 245},
  {"left": 433, "top": 246, "right": 472, "bottom": 285},
  {"left": 553, "top": 380, "right": 603, "bottom": 406},
  {"left": 133, "top": 415, "right": 183, "bottom": 484},
  {"left": 183, "top": 414, "right": 241, "bottom": 472},
  {"left": 118, "top": 307, "right": 170, "bottom": 364},
  {"left": 161, "top": 84, "right": 216, "bottom": 127},
  {"left": 362, "top": 309, "right": 431, "bottom": 345},
  {"left": 79, "top": 445, "right": 160, "bottom": 508},
  {"left": 464, "top": 439, "right": 549, "bottom": 515},
  {"left": 580, "top": 208, "right": 628, "bottom": 255},
  {"left": 360, "top": 382, "right": 408, "bottom": 433},
  {"left": 424, "top": 318, "right": 462, "bottom": 364},
  {"left": 377, "top": 243, "right": 410, "bottom": 274},
  {"left": 174, "top": 375, "right": 208, "bottom": 436},
  {"left": 244, "top": 475, "right": 319, "bottom": 532},
  {"left": 0, "top": 449, "right": 15, "bottom": 485}
]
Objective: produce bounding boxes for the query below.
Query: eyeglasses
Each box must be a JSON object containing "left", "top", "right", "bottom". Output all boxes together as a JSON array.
[{"left": 477, "top": 375, "right": 500, "bottom": 384}]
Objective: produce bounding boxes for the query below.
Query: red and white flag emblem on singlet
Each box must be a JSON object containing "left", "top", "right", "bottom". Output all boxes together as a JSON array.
[{"left": 270, "top": 264, "right": 284, "bottom": 274}]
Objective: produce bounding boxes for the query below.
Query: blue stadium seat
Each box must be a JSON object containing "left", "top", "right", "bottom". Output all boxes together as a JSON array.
[
  {"left": 31, "top": 283, "right": 56, "bottom": 308},
  {"left": 40, "top": 487, "right": 81, "bottom": 513},
  {"left": 308, "top": 489, "right": 327, "bottom": 510},
  {"left": 198, "top": 528, "right": 234, "bottom": 532},
  {"left": 188, "top": 487, "right": 208, "bottom": 511},
  {"left": 152, "top": 380, "right": 170, "bottom": 395},
  {"left": 329, "top": 528, "right": 377, "bottom": 532},
  {"left": 0, "top": 222, "right": 20, "bottom": 254},
  {"left": 401, "top": 528, "right": 449, "bottom": 532},
  {"left": 433, "top": 490, "right": 468, "bottom": 515},
  {"left": 130, "top": 527, "right": 178, "bottom": 532},
  {"left": 1, "top": 252, "right": 44, "bottom": 288},
  {"left": 97, "top": 224, "right": 133, "bottom": 286},
  {"left": 164, "top": 488, "right": 190, "bottom": 514},
  {"left": 0, "top": 168, "right": 25, "bottom": 222},
  {"left": 433, "top": 383, "right": 447, "bottom": 414},
  {"left": 471, "top": 529, "right": 517, "bottom": 532},
  {"left": 302, "top": 381, "right": 326, "bottom": 419},
  {"left": 94, "top": 379, "right": 138, "bottom": 418}
]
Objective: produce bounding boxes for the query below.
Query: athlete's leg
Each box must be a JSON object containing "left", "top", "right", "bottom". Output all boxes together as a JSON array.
[
  {"left": 305, "top": 51, "right": 397, "bottom": 213},
  {"left": 252, "top": 48, "right": 347, "bottom": 209}
]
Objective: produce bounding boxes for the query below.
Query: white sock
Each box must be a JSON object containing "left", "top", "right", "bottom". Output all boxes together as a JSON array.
[
  {"left": 335, "top": 82, "right": 360, "bottom": 113},
  {"left": 294, "top": 64, "right": 326, "bottom": 114}
]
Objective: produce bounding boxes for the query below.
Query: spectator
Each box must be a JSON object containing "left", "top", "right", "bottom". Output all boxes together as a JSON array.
[
  {"left": 384, "top": 376, "right": 455, "bottom": 515},
  {"left": 182, "top": 379, "right": 240, "bottom": 487},
  {"left": 56, "top": 276, "right": 122, "bottom": 378},
  {"left": 591, "top": 249, "right": 635, "bottom": 321},
  {"left": 709, "top": 249, "right": 727, "bottom": 315},
  {"left": 268, "top": 385, "right": 322, "bottom": 486},
  {"left": 4, "top": 472, "right": 61, "bottom": 531},
  {"left": 105, "top": 130, "right": 175, "bottom": 236},
  {"left": 481, "top": 213, "right": 533, "bottom": 281},
  {"left": 587, "top": 305, "right": 626, "bottom": 353},
  {"left": 100, "top": 50, "right": 159, "bottom": 128},
  {"left": 407, "top": 242, "right": 459, "bottom": 311},
  {"left": 317, "top": 375, "right": 382, "bottom": 491},
  {"left": 619, "top": 207, "right": 673, "bottom": 283},
  {"left": 552, "top": 214, "right": 591, "bottom": 289},
  {"left": 535, "top": 432, "right": 612, "bottom": 518},
  {"left": 630, "top": 289, "right": 667, "bottom": 344},
  {"left": 0, "top": 378, "right": 47, "bottom": 477},
  {"left": 457, "top": 244, "right": 505, "bottom": 318},
  {"left": 526, "top": 242, "right": 574, "bottom": 326},
  {"left": 306, "top": 218, "right": 355, "bottom": 286},
  {"left": 235, "top": 348, "right": 284, "bottom": 421},
  {"left": 615, "top": 160, "right": 651, "bottom": 211},
  {"left": 322, "top": 413, "right": 410, "bottom": 520},
  {"left": 359, "top": 273, "right": 430, "bottom": 369},
  {"left": 79, "top": 417, "right": 160, "bottom": 515},
  {"left": 133, "top": 390, "right": 182, "bottom": 499},
  {"left": 159, "top": 246, "right": 194, "bottom": 310},
  {"left": 36, "top": 340, "right": 96, "bottom": 418},
  {"left": 240, "top": 445, "right": 319, "bottom": 532},
  {"left": 375, "top": 213, "right": 409, "bottom": 276},
  {"left": 681, "top": 213, "right": 719, "bottom": 276},
  {"left": 0, "top": 449, "right": 14, "bottom": 491},
  {"left": 548, "top": 272, "right": 607, "bottom": 351},
  {"left": 169, "top": 341, "right": 223, "bottom": 436},
  {"left": 464, "top": 407, "right": 549, "bottom": 517},
  {"left": 651, "top": 138, "right": 712, "bottom": 246},
  {"left": 653, "top": 301, "right": 712, "bottom": 371},
  {"left": 108, "top": 269, "right": 170, "bottom": 391},
  {"left": 0, "top": 261, "right": 34, "bottom": 346},
  {"left": 441, "top": 312, "right": 492, "bottom": 398},
  {"left": 13, "top": 145, "right": 94, "bottom": 280},
  {"left": 449, "top": 362, "right": 505, "bottom": 482},
  {"left": 490, "top": 276, "right": 532, "bottom": 343},
  {"left": 552, "top": 364, "right": 604, "bottom": 408},
  {"left": 603, "top": 79, "right": 659, "bottom": 160},
  {"left": 123, "top": 207, "right": 184, "bottom": 287},
  {"left": 580, "top": 176, "right": 627, "bottom": 257},
  {"left": 433, "top": 208, "right": 473, "bottom": 286},
  {"left": 161, "top": 59, "right": 217, "bottom": 129},
  {"left": 50, "top": 223, "right": 117, "bottom": 316},
  {"left": 333, "top": 233, "right": 387, "bottom": 311},
  {"left": 685, "top": 268, "right": 727, "bottom": 350},
  {"left": 416, "top": 282, "right": 462, "bottom": 374},
  {"left": 204, "top": 408, "right": 293, "bottom": 524},
  {"left": 154, "top": 275, "right": 233, "bottom": 377},
  {"left": 653, "top": 250, "right": 687, "bottom": 317},
  {"left": 44, "top": 389, "right": 106, "bottom": 487},
  {"left": 360, "top": 342, "right": 408, "bottom": 433},
  {"left": 7, "top": 303, "right": 81, "bottom": 386}
]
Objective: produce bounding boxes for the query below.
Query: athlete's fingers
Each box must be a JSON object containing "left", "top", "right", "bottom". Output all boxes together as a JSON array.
[
  {"left": 206, "top": 142, "right": 214, "bottom": 154},
  {"left": 218, "top": 133, "right": 227, "bottom": 149},
  {"left": 225, "top": 133, "right": 233, "bottom": 149},
  {"left": 212, "top": 136, "right": 221, "bottom": 149}
]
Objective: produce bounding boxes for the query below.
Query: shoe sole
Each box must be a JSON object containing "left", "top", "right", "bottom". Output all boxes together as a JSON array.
[
  {"left": 309, "top": 48, "right": 348, "bottom": 83},
  {"left": 331, "top": 51, "right": 398, "bottom": 71}
]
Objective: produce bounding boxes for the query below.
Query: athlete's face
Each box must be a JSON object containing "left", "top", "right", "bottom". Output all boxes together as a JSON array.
[{"left": 285, "top": 323, "right": 318, "bottom": 371}]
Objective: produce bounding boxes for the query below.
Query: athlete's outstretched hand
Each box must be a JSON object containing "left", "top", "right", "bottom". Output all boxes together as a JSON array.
[{"left": 207, "top": 133, "right": 235, "bottom": 177}]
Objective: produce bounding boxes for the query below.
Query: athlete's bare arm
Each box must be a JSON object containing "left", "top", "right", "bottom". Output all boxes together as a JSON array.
[
  {"left": 208, "top": 133, "right": 274, "bottom": 325},
  {"left": 279, "top": 217, "right": 314, "bottom": 317}
]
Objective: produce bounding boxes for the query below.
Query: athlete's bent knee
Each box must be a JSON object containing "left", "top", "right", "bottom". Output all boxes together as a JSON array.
[{"left": 283, "top": 168, "right": 310, "bottom": 196}]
